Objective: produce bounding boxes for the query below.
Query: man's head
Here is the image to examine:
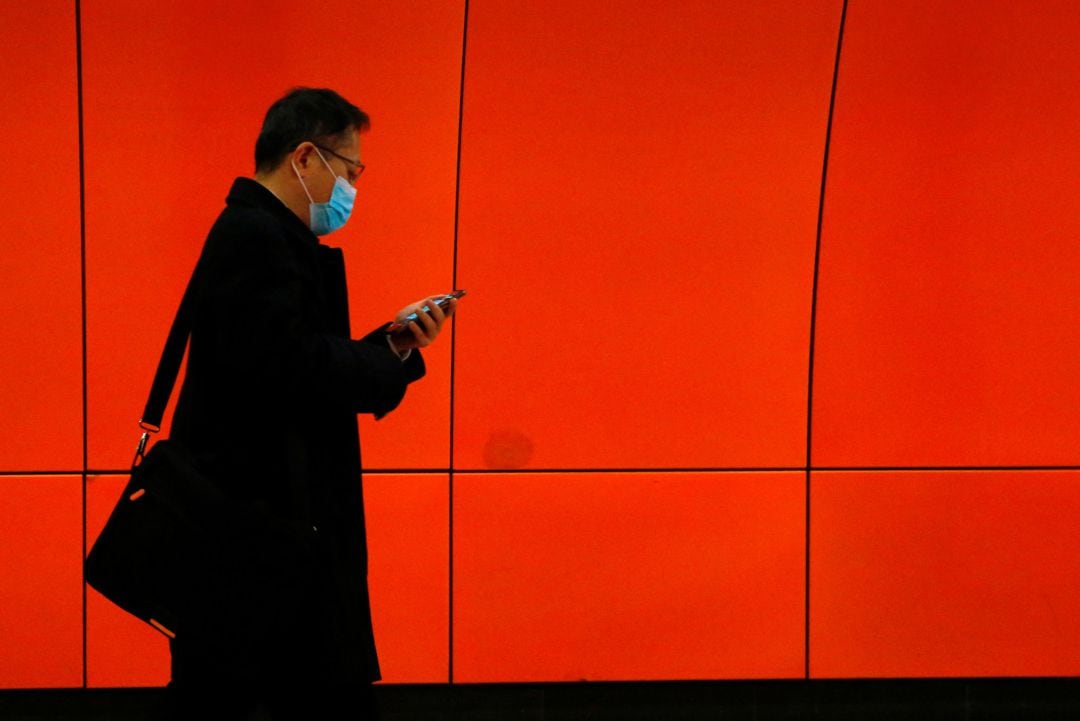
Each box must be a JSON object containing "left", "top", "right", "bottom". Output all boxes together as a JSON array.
[
  {"left": 254, "top": 87, "right": 369, "bottom": 233},
  {"left": 255, "top": 87, "right": 369, "bottom": 175}
]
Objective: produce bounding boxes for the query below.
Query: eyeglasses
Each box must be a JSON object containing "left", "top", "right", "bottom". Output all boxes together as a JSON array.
[{"left": 312, "top": 143, "right": 365, "bottom": 182}]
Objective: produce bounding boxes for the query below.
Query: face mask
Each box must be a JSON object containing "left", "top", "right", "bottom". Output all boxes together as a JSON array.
[{"left": 292, "top": 147, "right": 356, "bottom": 235}]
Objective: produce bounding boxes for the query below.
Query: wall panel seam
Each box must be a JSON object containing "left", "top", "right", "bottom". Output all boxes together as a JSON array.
[
  {"left": 75, "top": 0, "right": 88, "bottom": 691},
  {"left": 449, "top": 0, "right": 471, "bottom": 687},
  {"left": 807, "top": 0, "right": 851, "bottom": 681}
]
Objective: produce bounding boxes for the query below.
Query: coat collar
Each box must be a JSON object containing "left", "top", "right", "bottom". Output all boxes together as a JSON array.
[{"left": 226, "top": 177, "right": 318, "bottom": 244}]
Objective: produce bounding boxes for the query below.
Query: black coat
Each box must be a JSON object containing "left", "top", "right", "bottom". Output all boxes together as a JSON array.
[{"left": 170, "top": 177, "right": 425, "bottom": 686}]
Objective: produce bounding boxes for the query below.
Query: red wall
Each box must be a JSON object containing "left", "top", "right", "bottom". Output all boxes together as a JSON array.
[{"left": 2, "top": 0, "right": 1079, "bottom": 688}]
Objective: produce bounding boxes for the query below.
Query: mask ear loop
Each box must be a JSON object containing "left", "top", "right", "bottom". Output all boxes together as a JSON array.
[
  {"left": 311, "top": 146, "right": 337, "bottom": 176},
  {"left": 291, "top": 157, "right": 316, "bottom": 205},
  {"left": 293, "top": 146, "right": 342, "bottom": 202},
  {"left": 313, "top": 146, "right": 351, "bottom": 189}
]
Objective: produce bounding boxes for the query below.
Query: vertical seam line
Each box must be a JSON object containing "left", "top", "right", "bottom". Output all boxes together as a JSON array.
[
  {"left": 76, "top": 0, "right": 88, "bottom": 690},
  {"left": 807, "top": 0, "right": 850, "bottom": 681},
  {"left": 449, "top": 0, "right": 471, "bottom": 687}
]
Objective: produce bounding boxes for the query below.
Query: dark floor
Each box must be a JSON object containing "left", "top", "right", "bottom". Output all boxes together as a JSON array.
[{"left": 1, "top": 678, "right": 1079, "bottom": 721}]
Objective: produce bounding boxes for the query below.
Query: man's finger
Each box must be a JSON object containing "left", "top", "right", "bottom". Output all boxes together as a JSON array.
[
  {"left": 420, "top": 304, "right": 439, "bottom": 332},
  {"left": 409, "top": 320, "right": 429, "bottom": 346},
  {"left": 422, "top": 297, "right": 441, "bottom": 323}
]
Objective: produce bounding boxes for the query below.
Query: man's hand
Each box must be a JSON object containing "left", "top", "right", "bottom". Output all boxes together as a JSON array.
[{"left": 389, "top": 295, "right": 458, "bottom": 351}]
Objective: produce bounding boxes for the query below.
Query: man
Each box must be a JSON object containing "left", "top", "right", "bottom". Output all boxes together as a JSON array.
[{"left": 161, "top": 87, "right": 454, "bottom": 719}]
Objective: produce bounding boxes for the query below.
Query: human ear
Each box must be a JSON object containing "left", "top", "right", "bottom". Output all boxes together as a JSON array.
[{"left": 291, "top": 142, "right": 317, "bottom": 177}]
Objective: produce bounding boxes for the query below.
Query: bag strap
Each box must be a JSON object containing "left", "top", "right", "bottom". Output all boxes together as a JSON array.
[
  {"left": 132, "top": 260, "right": 204, "bottom": 468},
  {"left": 141, "top": 276, "right": 201, "bottom": 430}
]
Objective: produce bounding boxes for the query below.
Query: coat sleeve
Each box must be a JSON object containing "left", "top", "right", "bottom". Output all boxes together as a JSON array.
[{"left": 197, "top": 215, "right": 426, "bottom": 420}]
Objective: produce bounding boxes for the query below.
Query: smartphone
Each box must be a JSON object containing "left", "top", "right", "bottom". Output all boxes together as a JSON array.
[{"left": 388, "top": 290, "right": 466, "bottom": 333}]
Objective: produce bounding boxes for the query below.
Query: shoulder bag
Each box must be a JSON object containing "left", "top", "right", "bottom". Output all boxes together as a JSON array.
[{"left": 85, "top": 263, "right": 315, "bottom": 665}]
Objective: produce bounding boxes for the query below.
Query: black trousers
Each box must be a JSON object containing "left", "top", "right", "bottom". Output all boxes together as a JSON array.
[
  {"left": 154, "top": 637, "right": 382, "bottom": 721},
  {"left": 154, "top": 681, "right": 382, "bottom": 721}
]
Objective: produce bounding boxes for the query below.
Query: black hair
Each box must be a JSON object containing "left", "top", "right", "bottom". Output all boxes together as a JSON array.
[{"left": 254, "top": 87, "right": 370, "bottom": 174}]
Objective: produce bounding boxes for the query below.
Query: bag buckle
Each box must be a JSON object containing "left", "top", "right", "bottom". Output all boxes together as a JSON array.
[{"left": 133, "top": 421, "right": 161, "bottom": 468}]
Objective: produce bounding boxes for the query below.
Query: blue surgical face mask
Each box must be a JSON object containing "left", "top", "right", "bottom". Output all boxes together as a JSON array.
[{"left": 292, "top": 147, "right": 356, "bottom": 235}]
